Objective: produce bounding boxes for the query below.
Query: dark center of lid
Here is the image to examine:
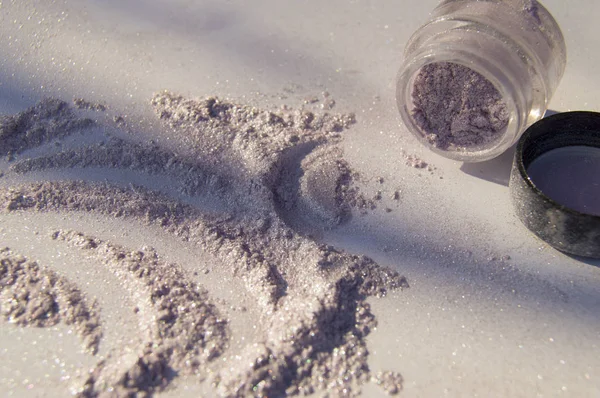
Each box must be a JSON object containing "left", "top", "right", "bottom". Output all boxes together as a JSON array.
[{"left": 526, "top": 145, "right": 600, "bottom": 216}]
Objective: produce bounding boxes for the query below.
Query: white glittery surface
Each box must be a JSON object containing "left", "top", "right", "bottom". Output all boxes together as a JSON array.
[{"left": 0, "top": 0, "right": 600, "bottom": 397}]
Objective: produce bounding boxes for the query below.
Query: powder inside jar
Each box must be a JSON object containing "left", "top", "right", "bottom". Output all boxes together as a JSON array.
[{"left": 411, "top": 62, "right": 510, "bottom": 150}]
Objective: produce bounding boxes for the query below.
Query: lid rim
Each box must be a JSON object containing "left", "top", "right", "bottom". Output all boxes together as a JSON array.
[{"left": 510, "top": 111, "right": 600, "bottom": 259}]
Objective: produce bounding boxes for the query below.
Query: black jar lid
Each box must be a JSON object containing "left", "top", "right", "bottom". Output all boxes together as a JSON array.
[{"left": 509, "top": 111, "right": 600, "bottom": 258}]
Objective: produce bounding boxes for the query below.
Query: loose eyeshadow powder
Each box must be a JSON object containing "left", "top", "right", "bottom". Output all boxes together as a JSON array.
[
  {"left": 0, "top": 94, "right": 408, "bottom": 397},
  {"left": 411, "top": 62, "right": 510, "bottom": 150}
]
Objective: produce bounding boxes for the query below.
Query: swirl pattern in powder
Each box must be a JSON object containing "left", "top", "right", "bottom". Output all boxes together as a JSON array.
[{"left": 0, "top": 94, "right": 408, "bottom": 397}]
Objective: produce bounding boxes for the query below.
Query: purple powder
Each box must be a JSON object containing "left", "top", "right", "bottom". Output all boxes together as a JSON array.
[
  {"left": 0, "top": 248, "right": 102, "bottom": 354},
  {"left": 523, "top": 0, "right": 541, "bottom": 22},
  {"left": 411, "top": 62, "right": 509, "bottom": 150},
  {"left": 0, "top": 96, "right": 407, "bottom": 397},
  {"left": 0, "top": 98, "right": 94, "bottom": 156}
]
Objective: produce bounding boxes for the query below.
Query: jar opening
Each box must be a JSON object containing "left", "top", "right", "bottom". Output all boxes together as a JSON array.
[
  {"left": 410, "top": 62, "right": 509, "bottom": 151},
  {"left": 397, "top": 48, "right": 524, "bottom": 162}
]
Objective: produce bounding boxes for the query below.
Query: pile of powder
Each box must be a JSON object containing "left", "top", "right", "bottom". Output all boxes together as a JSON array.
[
  {"left": 50, "top": 230, "right": 229, "bottom": 396},
  {"left": 411, "top": 62, "right": 509, "bottom": 150},
  {"left": 0, "top": 98, "right": 94, "bottom": 156},
  {"left": 0, "top": 95, "right": 408, "bottom": 397},
  {"left": 275, "top": 144, "right": 360, "bottom": 232},
  {"left": 12, "top": 135, "right": 231, "bottom": 200},
  {"left": 0, "top": 248, "right": 101, "bottom": 353}
]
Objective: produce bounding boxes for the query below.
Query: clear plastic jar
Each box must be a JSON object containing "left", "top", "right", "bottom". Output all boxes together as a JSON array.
[{"left": 396, "top": 0, "right": 566, "bottom": 162}]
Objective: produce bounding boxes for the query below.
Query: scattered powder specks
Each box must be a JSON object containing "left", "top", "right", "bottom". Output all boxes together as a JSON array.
[
  {"left": 73, "top": 98, "right": 107, "bottom": 112},
  {"left": 304, "top": 96, "right": 319, "bottom": 104},
  {"left": 412, "top": 62, "right": 509, "bottom": 150},
  {"left": 372, "top": 371, "right": 404, "bottom": 395},
  {"left": 0, "top": 94, "right": 408, "bottom": 397},
  {"left": 321, "top": 97, "right": 336, "bottom": 110},
  {"left": 405, "top": 154, "right": 428, "bottom": 169},
  {"left": 398, "top": 149, "right": 437, "bottom": 174}
]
